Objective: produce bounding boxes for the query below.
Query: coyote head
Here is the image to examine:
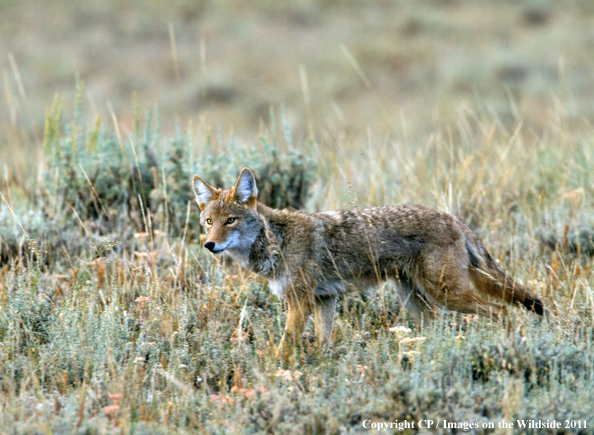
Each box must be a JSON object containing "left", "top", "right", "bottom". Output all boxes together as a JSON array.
[{"left": 192, "top": 168, "right": 261, "bottom": 254}]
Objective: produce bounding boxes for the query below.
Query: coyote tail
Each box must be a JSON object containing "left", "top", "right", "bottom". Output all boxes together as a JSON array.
[{"left": 465, "top": 237, "right": 544, "bottom": 315}]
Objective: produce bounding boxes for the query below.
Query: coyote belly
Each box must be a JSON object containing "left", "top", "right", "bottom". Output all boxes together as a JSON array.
[{"left": 193, "top": 168, "right": 544, "bottom": 356}]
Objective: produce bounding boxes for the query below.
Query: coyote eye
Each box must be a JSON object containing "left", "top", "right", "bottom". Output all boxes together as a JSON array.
[
  {"left": 206, "top": 218, "right": 213, "bottom": 225},
  {"left": 226, "top": 217, "right": 236, "bottom": 224}
]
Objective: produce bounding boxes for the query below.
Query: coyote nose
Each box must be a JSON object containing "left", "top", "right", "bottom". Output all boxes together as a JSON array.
[{"left": 204, "top": 242, "right": 215, "bottom": 252}]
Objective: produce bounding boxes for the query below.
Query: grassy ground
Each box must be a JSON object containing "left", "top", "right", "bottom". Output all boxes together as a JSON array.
[
  {"left": 1, "top": 94, "right": 593, "bottom": 434},
  {"left": 1, "top": 1, "right": 594, "bottom": 434}
]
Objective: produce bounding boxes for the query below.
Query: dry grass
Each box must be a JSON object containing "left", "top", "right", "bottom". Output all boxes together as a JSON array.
[{"left": 0, "top": 94, "right": 593, "bottom": 433}]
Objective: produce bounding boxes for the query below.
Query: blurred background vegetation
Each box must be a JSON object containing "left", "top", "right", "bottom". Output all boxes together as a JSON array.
[{"left": 2, "top": 0, "right": 594, "bottom": 175}]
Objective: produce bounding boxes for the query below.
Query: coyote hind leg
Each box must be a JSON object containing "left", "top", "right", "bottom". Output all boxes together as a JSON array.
[
  {"left": 423, "top": 274, "right": 510, "bottom": 324},
  {"left": 417, "top": 246, "right": 512, "bottom": 326},
  {"left": 392, "top": 278, "right": 434, "bottom": 326}
]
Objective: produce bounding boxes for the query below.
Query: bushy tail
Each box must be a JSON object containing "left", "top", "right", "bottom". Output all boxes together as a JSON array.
[{"left": 465, "top": 237, "right": 544, "bottom": 315}]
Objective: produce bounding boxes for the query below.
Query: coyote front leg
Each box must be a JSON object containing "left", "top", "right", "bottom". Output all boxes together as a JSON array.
[
  {"left": 314, "top": 295, "right": 336, "bottom": 349},
  {"left": 277, "top": 294, "right": 312, "bottom": 360}
]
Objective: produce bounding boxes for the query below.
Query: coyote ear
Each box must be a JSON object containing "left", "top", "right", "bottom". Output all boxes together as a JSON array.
[
  {"left": 231, "top": 168, "right": 258, "bottom": 206},
  {"left": 193, "top": 175, "right": 218, "bottom": 211}
]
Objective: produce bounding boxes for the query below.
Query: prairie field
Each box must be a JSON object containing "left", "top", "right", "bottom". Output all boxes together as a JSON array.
[{"left": 1, "top": 1, "right": 594, "bottom": 434}]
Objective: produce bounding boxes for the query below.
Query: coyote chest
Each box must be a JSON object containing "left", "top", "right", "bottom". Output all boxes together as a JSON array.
[{"left": 268, "top": 276, "right": 289, "bottom": 298}]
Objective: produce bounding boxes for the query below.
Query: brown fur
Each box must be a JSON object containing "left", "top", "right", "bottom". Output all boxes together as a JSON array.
[{"left": 193, "top": 168, "right": 544, "bottom": 358}]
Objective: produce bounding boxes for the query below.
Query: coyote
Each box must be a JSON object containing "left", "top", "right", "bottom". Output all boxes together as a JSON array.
[{"left": 192, "top": 168, "right": 544, "bottom": 356}]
